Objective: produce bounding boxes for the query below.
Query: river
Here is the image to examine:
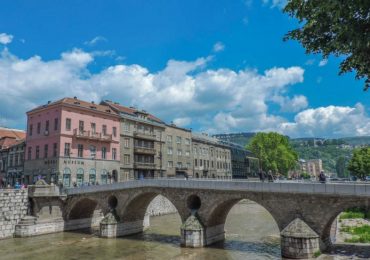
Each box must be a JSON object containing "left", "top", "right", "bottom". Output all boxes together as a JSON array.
[{"left": 0, "top": 201, "right": 367, "bottom": 259}]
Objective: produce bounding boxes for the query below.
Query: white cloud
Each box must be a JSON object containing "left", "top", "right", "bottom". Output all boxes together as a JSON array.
[
  {"left": 262, "top": 0, "right": 287, "bottom": 9},
  {"left": 173, "top": 117, "right": 192, "bottom": 127},
  {"left": 213, "top": 42, "right": 225, "bottom": 52},
  {"left": 318, "top": 59, "right": 328, "bottom": 67},
  {"left": 1, "top": 47, "right": 368, "bottom": 138},
  {"left": 84, "top": 36, "right": 107, "bottom": 46},
  {"left": 279, "top": 104, "right": 370, "bottom": 138},
  {"left": 0, "top": 33, "right": 13, "bottom": 45}
]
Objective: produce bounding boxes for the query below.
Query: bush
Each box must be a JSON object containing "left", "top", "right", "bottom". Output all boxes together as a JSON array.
[
  {"left": 342, "top": 225, "right": 370, "bottom": 243},
  {"left": 340, "top": 208, "right": 366, "bottom": 219}
]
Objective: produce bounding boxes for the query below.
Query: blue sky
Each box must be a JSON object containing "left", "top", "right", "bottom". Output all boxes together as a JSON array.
[{"left": 0, "top": 0, "right": 369, "bottom": 138}]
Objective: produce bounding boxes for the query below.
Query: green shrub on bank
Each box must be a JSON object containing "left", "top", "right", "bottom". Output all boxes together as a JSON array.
[
  {"left": 340, "top": 208, "right": 366, "bottom": 219},
  {"left": 342, "top": 225, "right": 370, "bottom": 243}
]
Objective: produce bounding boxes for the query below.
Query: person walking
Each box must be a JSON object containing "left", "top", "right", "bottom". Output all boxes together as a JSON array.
[{"left": 319, "top": 171, "right": 326, "bottom": 183}]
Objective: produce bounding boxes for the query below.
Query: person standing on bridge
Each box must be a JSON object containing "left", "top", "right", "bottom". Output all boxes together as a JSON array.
[{"left": 319, "top": 171, "right": 326, "bottom": 183}]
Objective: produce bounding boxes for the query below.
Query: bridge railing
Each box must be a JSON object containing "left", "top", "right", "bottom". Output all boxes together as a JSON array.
[{"left": 63, "top": 178, "right": 370, "bottom": 197}]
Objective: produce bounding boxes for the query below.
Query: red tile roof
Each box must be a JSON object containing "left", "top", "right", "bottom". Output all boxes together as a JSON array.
[
  {"left": 103, "top": 101, "right": 164, "bottom": 124},
  {"left": 28, "top": 97, "right": 119, "bottom": 117},
  {"left": 0, "top": 127, "right": 26, "bottom": 140}
]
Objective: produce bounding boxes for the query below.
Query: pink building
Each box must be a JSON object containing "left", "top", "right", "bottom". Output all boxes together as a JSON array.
[{"left": 24, "top": 97, "right": 120, "bottom": 186}]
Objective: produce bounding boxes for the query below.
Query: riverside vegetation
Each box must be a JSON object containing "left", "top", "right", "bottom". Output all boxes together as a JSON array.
[{"left": 339, "top": 208, "right": 370, "bottom": 243}]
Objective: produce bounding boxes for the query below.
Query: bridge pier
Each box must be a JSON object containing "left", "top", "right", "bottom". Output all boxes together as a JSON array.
[
  {"left": 280, "top": 218, "right": 320, "bottom": 259},
  {"left": 180, "top": 214, "right": 205, "bottom": 247}
]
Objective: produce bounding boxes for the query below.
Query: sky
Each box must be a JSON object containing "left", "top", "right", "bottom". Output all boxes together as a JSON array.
[{"left": 0, "top": 0, "right": 369, "bottom": 138}]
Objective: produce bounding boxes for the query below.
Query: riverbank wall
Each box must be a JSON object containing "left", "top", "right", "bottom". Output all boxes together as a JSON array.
[{"left": 0, "top": 189, "right": 28, "bottom": 239}]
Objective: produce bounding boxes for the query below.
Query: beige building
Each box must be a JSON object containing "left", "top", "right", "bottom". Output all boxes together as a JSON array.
[
  {"left": 102, "top": 101, "right": 166, "bottom": 180},
  {"left": 163, "top": 124, "right": 192, "bottom": 178},
  {"left": 299, "top": 159, "right": 323, "bottom": 179},
  {"left": 192, "top": 133, "right": 232, "bottom": 179}
]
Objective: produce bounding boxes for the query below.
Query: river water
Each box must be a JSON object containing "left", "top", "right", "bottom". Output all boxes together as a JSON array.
[{"left": 0, "top": 201, "right": 366, "bottom": 259}]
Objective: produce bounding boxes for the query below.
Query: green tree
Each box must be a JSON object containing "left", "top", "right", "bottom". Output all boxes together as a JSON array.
[
  {"left": 336, "top": 156, "right": 348, "bottom": 177},
  {"left": 246, "top": 132, "right": 298, "bottom": 175},
  {"left": 283, "top": 0, "right": 370, "bottom": 90},
  {"left": 347, "top": 147, "right": 370, "bottom": 179}
]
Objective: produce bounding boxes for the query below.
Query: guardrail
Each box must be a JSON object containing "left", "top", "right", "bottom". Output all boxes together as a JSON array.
[{"left": 64, "top": 178, "right": 370, "bottom": 197}]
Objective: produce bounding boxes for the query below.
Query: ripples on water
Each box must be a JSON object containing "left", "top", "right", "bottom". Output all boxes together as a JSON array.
[{"left": 0, "top": 201, "right": 366, "bottom": 259}]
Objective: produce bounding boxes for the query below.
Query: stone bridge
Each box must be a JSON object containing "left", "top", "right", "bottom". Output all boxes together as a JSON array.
[{"left": 16, "top": 179, "right": 370, "bottom": 259}]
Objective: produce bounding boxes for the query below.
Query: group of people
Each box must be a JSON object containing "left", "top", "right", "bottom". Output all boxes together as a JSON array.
[{"left": 258, "top": 170, "right": 276, "bottom": 182}]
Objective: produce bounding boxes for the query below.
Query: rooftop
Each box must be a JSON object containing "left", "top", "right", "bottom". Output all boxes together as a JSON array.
[{"left": 0, "top": 127, "right": 26, "bottom": 140}]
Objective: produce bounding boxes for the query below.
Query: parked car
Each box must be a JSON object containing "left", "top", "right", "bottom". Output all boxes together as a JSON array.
[{"left": 365, "top": 176, "right": 370, "bottom": 182}]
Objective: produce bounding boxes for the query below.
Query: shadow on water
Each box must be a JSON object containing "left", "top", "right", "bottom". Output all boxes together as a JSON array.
[{"left": 329, "top": 244, "right": 370, "bottom": 259}]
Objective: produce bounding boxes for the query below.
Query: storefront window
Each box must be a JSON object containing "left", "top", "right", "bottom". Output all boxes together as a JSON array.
[
  {"left": 89, "top": 169, "right": 96, "bottom": 184},
  {"left": 101, "top": 169, "right": 108, "bottom": 184},
  {"left": 77, "top": 168, "right": 84, "bottom": 186},
  {"left": 63, "top": 168, "right": 71, "bottom": 187}
]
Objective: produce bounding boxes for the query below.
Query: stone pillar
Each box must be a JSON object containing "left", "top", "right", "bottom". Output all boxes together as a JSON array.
[
  {"left": 180, "top": 214, "right": 205, "bottom": 248},
  {"left": 14, "top": 216, "right": 37, "bottom": 237},
  {"left": 100, "top": 210, "right": 120, "bottom": 238},
  {"left": 281, "top": 218, "right": 320, "bottom": 259}
]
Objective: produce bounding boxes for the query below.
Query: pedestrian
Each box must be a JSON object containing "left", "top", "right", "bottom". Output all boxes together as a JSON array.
[
  {"left": 267, "top": 170, "right": 274, "bottom": 182},
  {"left": 319, "top": 171, "right": 326, "bottom": 183}
]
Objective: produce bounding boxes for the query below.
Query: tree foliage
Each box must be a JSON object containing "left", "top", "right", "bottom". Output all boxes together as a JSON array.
[
  {"left": 347, "top": 147, "right": 370, "bottom": 179},
  {"left": 336, "top": 156, "right": 349, "bottom": 177},
  {"left": 246, "top": 132, "right": 298, "bottom": 175},
  {"left": 283, "top": 0, "right": 370, "bottom": 90}
]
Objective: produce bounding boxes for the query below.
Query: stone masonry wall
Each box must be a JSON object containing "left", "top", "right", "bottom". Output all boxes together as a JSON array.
[
  {"left": 146, "top": 195, "right": 178, "bottom": 216},
  {"left": 0, "top": 189, "right": 28, "bottom": 239}
]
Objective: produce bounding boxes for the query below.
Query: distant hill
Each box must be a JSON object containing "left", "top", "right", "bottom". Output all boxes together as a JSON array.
[
  {"left": 341, "top": 136, "right": 370, "bottom": 145},
  {"left": 212, "top": 133, "right": 255, "bottom": 147}
]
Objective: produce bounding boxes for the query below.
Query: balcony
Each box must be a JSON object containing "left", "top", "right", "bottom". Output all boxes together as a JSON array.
[
  {"left": 73, "top": 129, "right": 112, "bottom": 142},
  {"left": 134, "top": 146, "right": 156, "bottom": 155},
  {"left": 176, "top": 166, "right": 188, "bottom": 171},
  {"left": 133, "top": 131, "right": 156, "bottom": 141},
  {"left": 134, "top": 162, "right": 156, "bottom": 169}
]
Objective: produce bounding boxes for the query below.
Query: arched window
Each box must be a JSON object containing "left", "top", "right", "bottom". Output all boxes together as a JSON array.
[
  {"left": 76, "top": 168, "right": 84, "bottom": 186},
  {"left": 63, "top": 168, "right": 71, "bottom": 187},
  {"left": 89, "top": 168, "right": 96, "bottom": 184},
  {"left": 101, "top": 169, "right": 108, "bottom": 184}
]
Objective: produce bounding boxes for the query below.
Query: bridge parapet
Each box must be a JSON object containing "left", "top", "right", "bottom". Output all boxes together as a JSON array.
[{"left": 65, "top": 179, "right": 370, "bottom": 197}]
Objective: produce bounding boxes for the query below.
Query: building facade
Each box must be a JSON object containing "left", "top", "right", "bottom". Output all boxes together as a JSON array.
[
  {"left": 163, "top": 124, "right": 193, "bottom": 178},
  {"left": 102, "top": 101, "right": 166, "bottom": 180},
  {"left": 192, "top": 133, "right": 232, "bottom": 179},
  {"left": 24, "top": 97, "right": 121, "bottom": 186},
  {"left": 298, "top": 159, "right": 323, "bottom": 179}
]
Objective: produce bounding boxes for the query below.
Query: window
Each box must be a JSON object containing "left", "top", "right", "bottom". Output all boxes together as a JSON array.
[
  {"left": 211, "top": 161, "right": 214, "bottom": 168},
  {"left": 102, "top": 147, "right": 106, "bottom": 159},
  {"left": 195, "top": 159, "right": 197, "bottom": 167},
  {"left": 167, "top": 135, "right": 172, "bottom": 143},
  {"left": 29, "top": 124, "right": 33, "bottom": 136},
  {"left": 167, "top": 147, "right": 173, "bottom": 155},
  {"left": 53, "top": 143, "right": 58, "bottom": 157},
  {"left": 186, "top": 162, "right": 191, "bottom": 168},
  {"left": 177, "top": 149, "right": 182, "bottom": 156},
  {"left": 185, "top": 138, "right": 190, "bottom": 145},
  {"left": 79, "top": 120, "right": 84, "bottom": 133},
  {"left": 112, "top": 148, "right": 117, "bottom": 160},
  {"left": 35, "top": 146, "right": 40, "bottom": 159},
  {"left": 9, "top": 155, "right": 13, "bottom": 167},
  {"left": 102, "top": 125, "right": 107, "bottom": 135},
  {"left": 63, "top": 168, "right": 71, "bottom": 187},
  {"left": 124, "top": 138, "right": 130, "bottom": 148},
  {"left": 91, "top": 123, "right": 96, "bottom": 134},
  {"left": 37, "top": 122, "right": 41, "bottom": 134},
  {"left": 177, "top": 162, "right": 182, "bottom": 168},
  {"left": 89, "top": 169, "right": 96, "bottom": 184},
  {"left": 124, "top": 154, "right": 130, "bottom": 164},
  {"left": 176, "top": 136, "right": 181, "bottom": 144},
  {"left": 113, "top": 127, "right": 117, "bottom": 137},
  {"left": 90, "top": 145, "right": 96, "bottom": 158},
  {"left": 194, "top": 147, "right": 197, "bottom": 155},
  {"left": 45, "top": 120, "right": 49, "bottom": 132},
  {"left": 76, "top": 168, "right": 84, "bottom": 186},
  {"left": 66, "top": 118, "right": 71, "bottom": 131},
  {"left": 200, "top": 159, "right": 202, "bottom": 167},
  {"left": 44, "top": 144, "right": 48, "bottom": 158},
  {"left": 167, "top": 161, "right": 173, "bottom": 168},
  {"left": 101, "top": 170, "right": 108, "bottom": 184},
  {"left": 185, "top": 150, "right": 190, "bottom": 157},
  {"left": 54, "top": 118, "right": 58, "bottom": 131},
  {"left": 28, "top": 147, "right": 32, "bottom": 160},
  {"left": 77, "top": 144, "right": 83, "bottom": 157},
  {"left": 64, "top": 143, "right": 70, "bottom": 156},
  {"left": 123, "top": 122, "right": 130, "bottom": 132}
]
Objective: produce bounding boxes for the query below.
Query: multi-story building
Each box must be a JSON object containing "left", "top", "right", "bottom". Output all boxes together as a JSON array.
[
  {"left": 163, "top": 124, "right": 192, "bottom": 178},
  {"left": 102, "top": 101, "right": 166, "bottom": 180},
  {"left": 24, "top": 97, "right": 121, "bottom": 186},
  {"left": 298, "top": 159, "right": 323, "bottom": 179},
  {"left": 192, "top": 133, "right": 232, "bottom": 179},
  {"left": 0, "top": 127, "right": 26, "bottom": 187},
  {"left": 222, "top": 142, "right": 258, "bottom": 179}
]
